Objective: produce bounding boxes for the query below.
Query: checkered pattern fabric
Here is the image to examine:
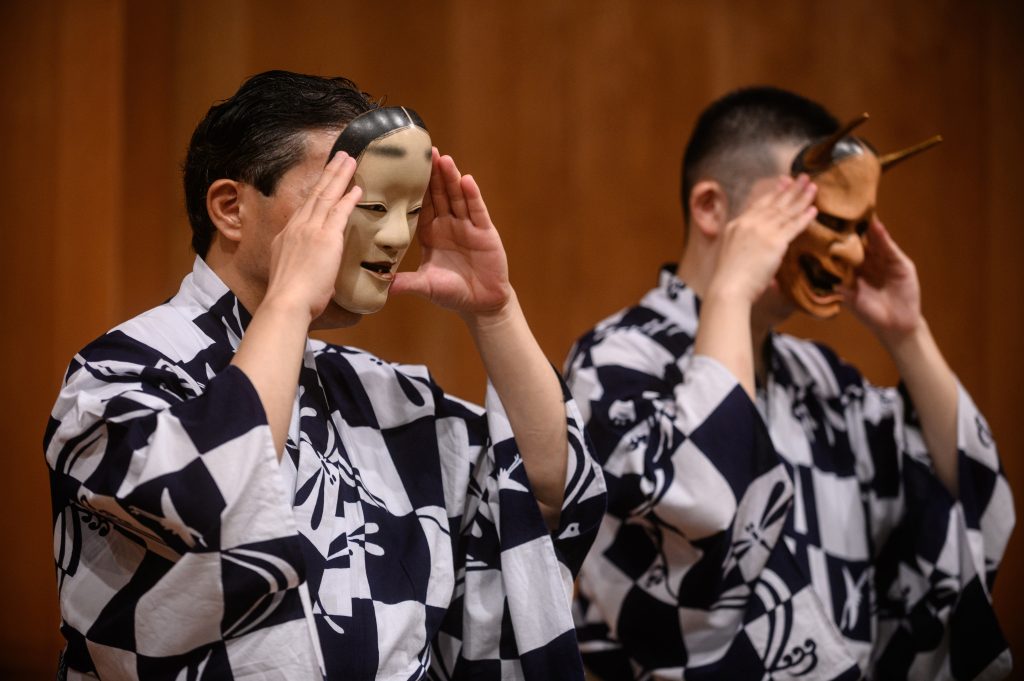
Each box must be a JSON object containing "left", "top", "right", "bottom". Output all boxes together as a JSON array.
[
  {"left": 566, "top": 266, "right": 1013, "bottom": 680},
  {"left": 46, "top": 257, "right": 606, "bottom": 680}
]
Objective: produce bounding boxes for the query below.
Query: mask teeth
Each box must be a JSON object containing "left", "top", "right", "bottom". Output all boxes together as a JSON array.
[
  {"left": 797, "top": 113, "right": 871, "bottom": 174},
  {"left": 879, "top": 134, "right": 943, "bottom": 171}
]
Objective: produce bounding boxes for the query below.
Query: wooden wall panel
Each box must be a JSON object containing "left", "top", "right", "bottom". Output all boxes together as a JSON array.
[
  {"left": 0, "top": 2, "right": 61, "bottom": 674},
  {"left": 0, "top": 0, "right": 126, "bottom": 675},
  {"left": 2, "top": 0, "right": 1019, "bottom": 674},
  {"left": 984, "top": 0, "right": 1024, "bottom": 653}
]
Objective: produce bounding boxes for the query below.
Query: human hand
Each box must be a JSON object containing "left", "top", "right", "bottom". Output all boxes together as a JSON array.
[
  {"left": 842, "top": 218, "right": 923, "bottom": 346},
  {"left": 390, "top": 149, "right": 513, "bottom": 320},
  {"left": 263, "top": 152, "right": 362, "bottom": 321},
  {"left": 706, "top": 174, "right": 818, "bottom": 305}
]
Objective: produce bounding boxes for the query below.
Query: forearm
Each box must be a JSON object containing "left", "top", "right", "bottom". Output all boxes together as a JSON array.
[
  {"left": 464, "top": 291, "right": 568, "bottom": 528},
  {"left": 884, "top": 320, "right": 959, "bottom": 496},
  {"left": 693, "top": 287, "right": 756, "bottom": 399},
  {"left": 231, "top": 297, "right": 312, "bottom": 460}
]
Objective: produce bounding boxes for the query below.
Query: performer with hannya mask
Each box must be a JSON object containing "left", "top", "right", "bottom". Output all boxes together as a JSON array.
[
  {"left": 777, "top": 112, "right": 942, "bottom": 319},
  {"left": 45, "top": 72, "right": 605, "bottom": 680},
  {"left": 567, "top": 87, "right": 1012, "bottom": 680}
]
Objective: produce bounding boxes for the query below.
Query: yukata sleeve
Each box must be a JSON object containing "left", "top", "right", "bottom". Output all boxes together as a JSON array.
[
  {"left": 429, "top": 372, "right": 606, "bottom": 681},
  {"left": 46, "top": 330, "right": 301, "bottom": 557},
  {"left": 565, "top": 329, "right": 809, "bottom": 677},
  {"left": 46, "top": 330, "right": 314, "bottom": 675},
  {"left": 857, "top": 377, "right": 1014, "bottom": 680}
]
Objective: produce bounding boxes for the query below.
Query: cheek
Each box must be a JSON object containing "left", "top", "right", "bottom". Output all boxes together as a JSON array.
[
  {"left": 799, "top": 224, "right": 834, "bottom": 253},
  {"left": 342, "top": 214, "right": 375, "bottom": 256}
]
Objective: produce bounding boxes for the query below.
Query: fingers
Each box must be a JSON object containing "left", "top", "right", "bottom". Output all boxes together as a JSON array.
[
  {"left": 772, "top": 175, "right": 817, "bottom": 240},
  {"left": 440, "top": 155, "right": 469, "bottom": 220},
  {"left": 389, "top": 270, "right": 431, "bottom": 299},
  {"left": 428, "top": 148, "right": 450, "bottom": 218},
  {"left": 748, "top": 174, "right": 815, "bottom": 223},
  {"left": 747, "top": 175, "right": 793, "bottom": 211},
  {"left": 417, "top": 168, "right": 436, "bottom": 227},
  {"left": 781, "top": 203, "right": 818, "bottom": 242},
  {"left": 425, "top": 150, "right": 486, "bottom": 225},
  {"left": 775, "top": 174, "right": 816, "bottom": 213},
  {"left": 461, "top": 174, "right": 493, "bottom": 228},
  {"left": 867, "top": 218, "right": 894, "bottom": 249},
  {"left": 867, "top": 218, "right": 912, "bottom": 268},
  {"left": 309, "top": 152, "right": 358, "bottom": 225},
  {"left": 290, "top": 152, "right": 346, "bottom": 225},
  {"left": 324, "top": 184, "right": 363, "bottom": 236}
]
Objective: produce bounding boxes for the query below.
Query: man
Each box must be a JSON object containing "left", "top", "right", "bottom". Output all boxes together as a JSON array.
[
  {"left": 46, "top": 71, "right": 605, "bottom": 680},
  {"left": 567, "top": 87, "right": 1012, "bottom": 679}
]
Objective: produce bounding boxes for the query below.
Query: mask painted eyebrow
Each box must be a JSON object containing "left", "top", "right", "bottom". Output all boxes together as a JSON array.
[
  {"left": 817, "top": 210, "right": 873, "bottom": 236},
  {"left": 815, "top": 211, "right": 846, "bottom": 232},
  {"left": 366, "top": 145, "right": 406, "bottom": 158}
]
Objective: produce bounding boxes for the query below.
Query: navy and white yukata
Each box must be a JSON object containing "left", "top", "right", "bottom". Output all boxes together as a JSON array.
[
  {"left": 566, "top": 266, "right": 1013, "bottom": 680},
  {"left": 46, "top": 257, "right": 607, "bottom": 680}
]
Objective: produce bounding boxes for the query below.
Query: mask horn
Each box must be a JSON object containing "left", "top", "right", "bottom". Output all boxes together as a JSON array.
[
  {"left": 798, "top": 112, "right": 870, "bottom": 173},
  {"left": 878, "top": 134, "right": 943, "bottom": 171}
]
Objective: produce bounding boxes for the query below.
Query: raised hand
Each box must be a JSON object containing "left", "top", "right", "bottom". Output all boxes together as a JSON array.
[
  {"left": 264, "top": 151, "right": 363, "bottom": 322},
  {"left": 844, "top": 224, "right": 959, "bottom": 497},
  {"left": 707, "top": 174, "right": 819, "bottom": 304},
  {"left": 695, "top": 174, "right": 818, "bottom": 399},
  {"left": 842, "top": 218, "right": 923, "bottom": 345},
  {"left": 233, "top": 150, "right": 362, "bottom": 459},
  {"left": 390, "top": 149, "right": 512, "bottom": 318}
]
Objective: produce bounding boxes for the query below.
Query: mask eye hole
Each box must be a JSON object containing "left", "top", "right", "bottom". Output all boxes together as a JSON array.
[
  {"left": 816, "top": 212, "right": 846, "bottom": 233},
  {"left": 408, "top": 206, "right": 422, "bottom": 217},
  {"left": 358, "top": 203, "right": 387, "bottom": 213},
  {"left": 855, "top": 220, "right": 870, "bottom": 236}
]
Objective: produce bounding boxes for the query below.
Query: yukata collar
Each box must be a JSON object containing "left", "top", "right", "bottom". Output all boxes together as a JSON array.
[
  {"left": 656, "top": 263, "right": 688, "bottom": 301},
  {"left": 187, "top": 256, "right": 254, "bottom": 348},
  {"left": 655, "top": 263, "right": 790, "bottom": 386},
  {"left": 647, "top": 264, "right": 701, "bottom": 340}
]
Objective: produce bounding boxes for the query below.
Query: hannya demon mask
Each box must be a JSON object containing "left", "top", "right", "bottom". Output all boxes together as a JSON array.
[
  {"left": 776, "top": 113, "right": 941, "bottom": 318},
  {"left": 329, "top": 107, "right": 432, "bottom": 314}
]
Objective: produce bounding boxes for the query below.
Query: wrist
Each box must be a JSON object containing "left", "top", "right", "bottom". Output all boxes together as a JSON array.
[
  {"left": 462, "top": 290, "right": 521, "bottom": 334},
  {"left": 257, "top": 293, "right": 316, "bottom": 329},
  {"left": 876, "top": 315, "right": 925, "bottom": 352},
  {"left": 703, "top": 279, "right": 756, "bottom": 312},
  {"left": 881, "top": 317, "right": 933, "bottom": 364}
]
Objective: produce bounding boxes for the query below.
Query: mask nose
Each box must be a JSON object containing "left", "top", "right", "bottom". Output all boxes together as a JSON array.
[
  {"left": 373, "top": 211, "right": 413, "bottom": 254},
  {"left": 831, "top": 232, "right": 865, "bottom": 269}
]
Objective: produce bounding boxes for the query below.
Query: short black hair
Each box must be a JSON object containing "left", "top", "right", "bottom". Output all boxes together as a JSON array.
[
  {"left": 680, "top": 86, "right": 838, "bottom": 227},
  {"left": 183, "top": 70, "right": 379, "bottom": 257}
]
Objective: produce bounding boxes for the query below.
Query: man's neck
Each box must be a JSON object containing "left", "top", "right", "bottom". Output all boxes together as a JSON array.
[
  {"left": 675, "top": 245, "right": 713, "bottom": 301},
  {"left": 750, "top": 302, "right": 778, "bottom": 388},
  {"left": 205, "top": 248, "right": 362, "bottom": 331},
  {"left": 204, "top": 253, "right": 266, "bottom": 318}
]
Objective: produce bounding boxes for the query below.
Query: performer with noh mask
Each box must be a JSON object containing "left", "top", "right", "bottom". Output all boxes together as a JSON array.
[
  {"left": 45, "top": 71, "right": 605, "bottom": 681},
  {"left": 567, "top": 86, "right": 1012, "bottom": 680}
]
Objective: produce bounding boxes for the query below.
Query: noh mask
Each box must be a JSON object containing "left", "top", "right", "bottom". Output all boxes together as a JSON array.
[
  {"left": 328, "top": 107, "right": 433, "bottom": 314},
  {"left": 776, "top": 112, "right": 941, "bottom": 318}
]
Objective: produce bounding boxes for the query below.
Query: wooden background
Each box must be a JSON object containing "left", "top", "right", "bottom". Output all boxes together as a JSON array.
[{"left": 1, "top": 0, "right": 1020, "bottom": 676}]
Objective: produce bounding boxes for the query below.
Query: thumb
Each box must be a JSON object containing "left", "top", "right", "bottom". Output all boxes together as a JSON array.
[{"left": 390, "top": 270, "right": 432, "bottom": 298}]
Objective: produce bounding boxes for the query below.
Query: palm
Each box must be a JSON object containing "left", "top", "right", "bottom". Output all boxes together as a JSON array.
[
  {"left": 391, "top": 152, "right": 511, "bottom": 314},
  {"left": 845, "top": 220, "right": 922, "bottom": 338}
]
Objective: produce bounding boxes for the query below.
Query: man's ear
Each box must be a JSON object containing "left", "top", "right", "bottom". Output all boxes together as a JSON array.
[
  {"left": 207, "top": 179, "right": 244, "bottom": 243},
  {"left": 688, "top": 180, "right": 729, "bottom": 239}
]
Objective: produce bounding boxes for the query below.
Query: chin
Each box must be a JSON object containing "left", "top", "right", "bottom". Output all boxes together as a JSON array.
[
  {"left": 793, "top": 291, "right": 842, "bottom": 320},
  {"left": 755, "top": 285, "right": 798, "bottom": 326},
  {"left": 335, "top": 295, "right": 388, "bottom": 316},
  {"left": 311, "top": 300, "right": 364, "bottom": 330},
  {"left": 799, "top": 304, "right": 841, "bottom": 320}
]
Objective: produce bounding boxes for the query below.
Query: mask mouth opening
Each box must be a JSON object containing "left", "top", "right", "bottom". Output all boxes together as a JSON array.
[
  {"left": 798, "top": 254, "right": 841, "bottom": 295},
  {"left": 361, "top": 261, "right": 395, "bottom": 275}
]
